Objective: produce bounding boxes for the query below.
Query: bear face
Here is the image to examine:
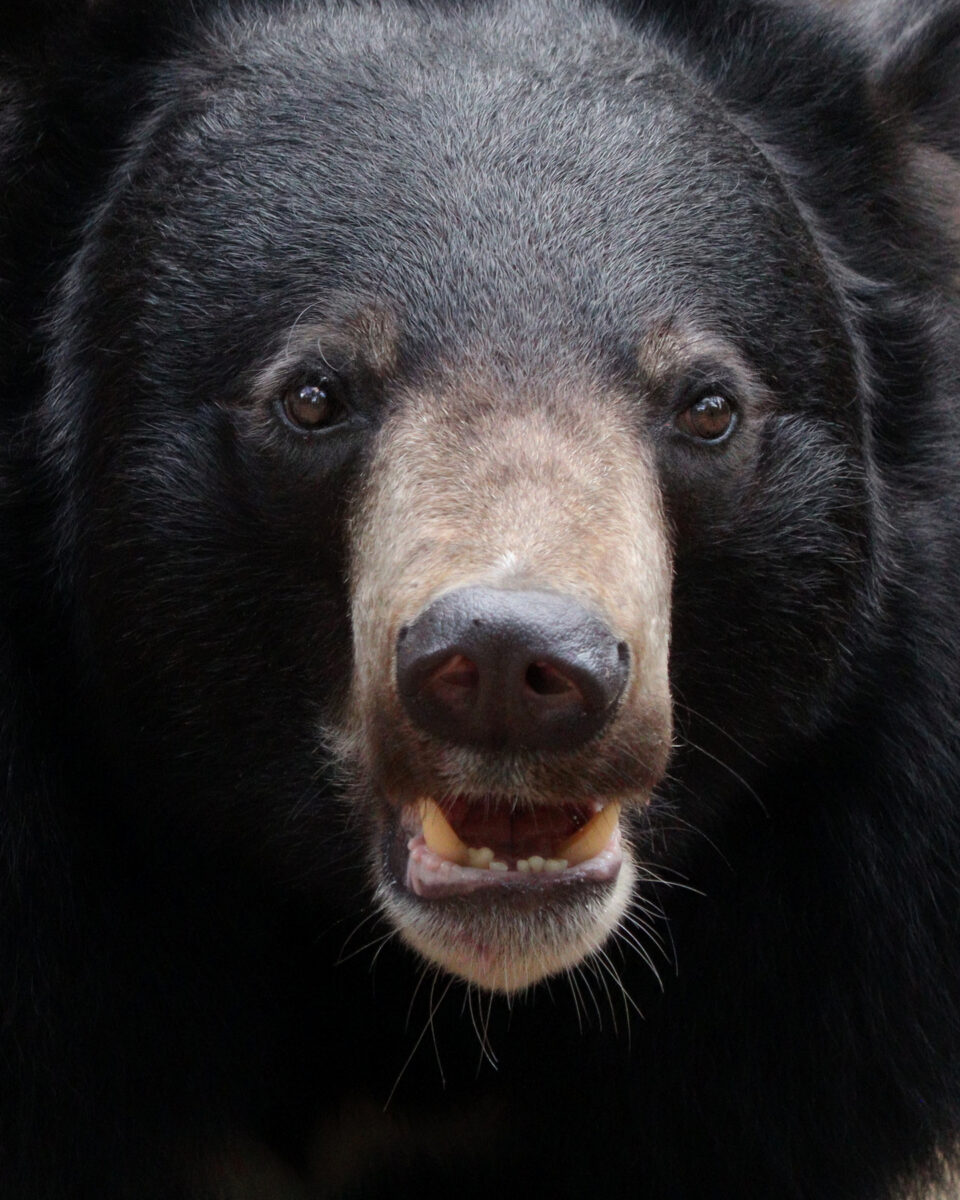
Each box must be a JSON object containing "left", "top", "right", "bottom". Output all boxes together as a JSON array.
[
  {"left": 44, "top": 0, "right": 874, "bottom": 993},
  {"left": 5, "top": 0, "right": 960, "bottom": 1196}
]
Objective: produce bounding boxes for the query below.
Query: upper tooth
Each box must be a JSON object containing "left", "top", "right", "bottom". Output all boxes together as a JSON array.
[
  {"left": 557, "top": 803, "right": 621, "bottom": 866},
  {"left": 419, "top": 799, "right": 469, "bottom": 865}
]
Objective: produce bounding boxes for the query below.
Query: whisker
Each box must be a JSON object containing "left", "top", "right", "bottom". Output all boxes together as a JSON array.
[
  {"left": 672, "top": 693, "right": 766, "bottom": 768},
  {"left": 565, "top": 966, "right": 586, "bottom": 1034},
  {"left": 465, "top": 986, "right": 499, "bottom": 1073},
  {"left": 584, "top": 955, "right": 618, "bottom": 1036},
  {"left": 481, "top": 989, "right": 498, "bottom": 1068},
  {"left": 573, "top": 962, "right": 605, "bottom": 1030},
  {"left": 385, "top": 971, "right": 455, "bottom": 1111},
  {"left": 335, "top": 927, "right": 397, "bottom": 968},
  {"left": 427, "top": 971, "right": 447, "bottom": 1087},
  {"left": 336, "top": 907, "right": 388, "bottom": 962},
  {"left": 404, "top": 963, "right": 432, "bottom": 1033},
  {"left": 672, "top": 732, "right": 768, "bottom": 817},
  {"left": 592, "top": 945, "right": 642, "bottom": 1052},
  {"left": 368, "top": 929, "right": 399, "bottom": 971}
]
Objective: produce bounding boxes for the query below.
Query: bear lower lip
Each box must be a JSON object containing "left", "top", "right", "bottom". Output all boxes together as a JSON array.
[
  {"left": 398, "top": 796, "right": 623, "bottom": 898},
  {"left": 404, "top": 830, "right": 623, "bottom": 898}
]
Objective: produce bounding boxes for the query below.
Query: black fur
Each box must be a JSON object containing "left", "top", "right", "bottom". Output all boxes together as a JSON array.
[{"left": 2, "top": 1, "right": 959, "bottom": 1196}]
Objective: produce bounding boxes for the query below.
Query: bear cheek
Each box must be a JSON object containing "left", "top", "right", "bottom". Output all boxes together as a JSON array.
[{"left": 338, "top": 382, "right": 673, "bottom": 991}]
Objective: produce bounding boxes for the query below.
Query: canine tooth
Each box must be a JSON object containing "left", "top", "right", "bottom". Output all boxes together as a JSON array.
[
  {"left": 466, "top": 846, "right": 495, "bottom": 868},
  {"left": 543, "top": 858, "right": 567, "bottom": 873},
  {"left": 490, "top": 861, "right": 509, "bottom": 872},
  {"left": 558, "top": 803, "right": 621, "bottom": 867},
  {"left": 419, "top": 799, "right": 469, "bottom": 865},
  {"left": 527, "top": 856, "right": 545, "bottom": 873},
  {"left": 516, "top": 859, "right": 530, "bottom": 873}
]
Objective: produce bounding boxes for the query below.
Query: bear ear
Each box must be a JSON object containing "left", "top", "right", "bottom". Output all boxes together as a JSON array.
[{"left": 867, "top": 0, "right": 960, "bottom": 156}]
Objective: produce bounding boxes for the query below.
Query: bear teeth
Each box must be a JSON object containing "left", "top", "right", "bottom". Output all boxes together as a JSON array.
[
  {"left": 418, "top": 798, "right": 469, "bottom": 864},
  {"left": 416, "top": 797, "right": 619, "bottom": 872},
  {"left": 558, "top": 802, "right": 621, "bottom": 866}
]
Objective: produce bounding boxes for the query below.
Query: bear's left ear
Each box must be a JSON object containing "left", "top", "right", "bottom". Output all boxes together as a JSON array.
[{"left": 868, "top": 0, "right": 960, "bottom": 156}]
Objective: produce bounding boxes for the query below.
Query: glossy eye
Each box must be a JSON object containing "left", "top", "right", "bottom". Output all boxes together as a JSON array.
[
  {"left": 677, "top": 393, "right": 736, "bottom": 442},
  {"left": 277, "top": 377, "right": 348, "bottom": 433}
]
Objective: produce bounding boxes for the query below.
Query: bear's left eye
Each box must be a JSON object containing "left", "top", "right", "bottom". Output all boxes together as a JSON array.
[
  {"left": 676, "top": 393, "right": 736, "bottom": 443},
  {"left": 277, "top": 377, "right": 350, "bottom": 433}
]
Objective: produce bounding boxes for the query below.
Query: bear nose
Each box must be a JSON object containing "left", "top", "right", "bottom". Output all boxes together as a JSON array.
[{"left": 395, "top": 586, "right": 629, "bottom": 751}]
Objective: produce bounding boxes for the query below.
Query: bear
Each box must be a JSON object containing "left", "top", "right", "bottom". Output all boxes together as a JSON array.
[{"left": 2, "top": 0, "right": 960, "bottom": 1196}]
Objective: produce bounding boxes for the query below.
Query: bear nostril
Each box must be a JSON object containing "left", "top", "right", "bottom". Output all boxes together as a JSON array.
[
  {"left": 428, "top": 653, "right": 480, "bottom": 702},
  {"left": 524, "top": 660, "right": 581, "bottom": 700}
]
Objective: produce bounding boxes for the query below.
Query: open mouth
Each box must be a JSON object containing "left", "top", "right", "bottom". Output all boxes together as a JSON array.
[{"left": 401, "top": 796, "right": 623, "bottom": 899}]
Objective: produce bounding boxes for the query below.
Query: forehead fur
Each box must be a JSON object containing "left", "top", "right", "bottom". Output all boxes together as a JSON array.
[{"left": 87, "top": 0, "right": 843, "bottom": 397}]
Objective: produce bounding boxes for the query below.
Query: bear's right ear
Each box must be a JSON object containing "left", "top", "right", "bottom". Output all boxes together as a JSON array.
[{"left": 867, "top": 0, "right": 960, "bottom": 157}]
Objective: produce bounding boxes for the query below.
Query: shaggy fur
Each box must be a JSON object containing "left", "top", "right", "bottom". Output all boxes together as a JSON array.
[{"left": 2, "top": 0, "right": 960, "bottom": 1196}]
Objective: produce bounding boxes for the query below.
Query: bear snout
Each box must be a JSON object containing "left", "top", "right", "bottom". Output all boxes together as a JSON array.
[{"left": 340, "top": 382, "right": 674, "bottom": 988}]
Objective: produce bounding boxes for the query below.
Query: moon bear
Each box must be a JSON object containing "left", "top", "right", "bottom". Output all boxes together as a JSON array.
[{"left": 2, "top": 0, "right": 960, "bottom": 1196}]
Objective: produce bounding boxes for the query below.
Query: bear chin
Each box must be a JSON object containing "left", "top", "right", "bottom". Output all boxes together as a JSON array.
[
  {"left": 374, "top": 794, "right": 640, "bottom": 992},
  {"left": 382, "top": 851, "right": 637, "bottom": 993}
]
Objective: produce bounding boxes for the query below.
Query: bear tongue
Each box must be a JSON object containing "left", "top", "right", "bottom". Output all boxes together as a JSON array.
[{"left": 443, "top": 797, "right": 589, "bottom": 859}]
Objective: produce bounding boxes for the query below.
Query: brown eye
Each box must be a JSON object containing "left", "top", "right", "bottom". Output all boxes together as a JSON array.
[
  {"left": 677, "top": 393, "right": 735, "bottom": 442},
  {"left": 278, "top": 378, "right": 347, "bottom": 433}
]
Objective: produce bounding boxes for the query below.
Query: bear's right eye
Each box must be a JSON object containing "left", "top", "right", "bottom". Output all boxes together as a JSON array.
[
  {"left": 676, "top": 392, "right": 736, "bottom": 443},
  {"left": 277, "top": 377, "right": 350, "bottom": 434}
]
